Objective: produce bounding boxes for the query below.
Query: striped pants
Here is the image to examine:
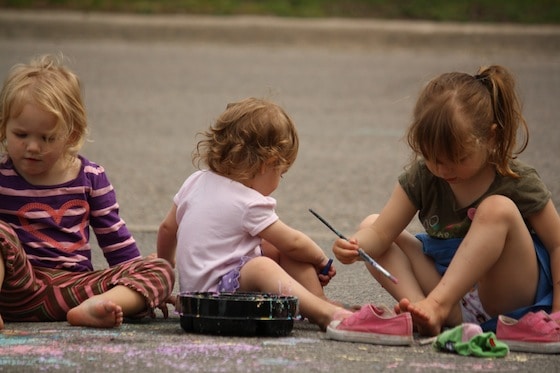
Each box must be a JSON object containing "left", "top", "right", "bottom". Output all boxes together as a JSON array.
[{"left": 0, "top": 222, "right": 175, "bottom": 322}]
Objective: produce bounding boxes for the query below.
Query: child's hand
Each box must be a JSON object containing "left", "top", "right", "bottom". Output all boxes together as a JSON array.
[
  {"left": 332, "top": 238, "right": 360, "bottom": 264},
  {"left": 318, "top": 258, "right": 336, "bottom": 286}
]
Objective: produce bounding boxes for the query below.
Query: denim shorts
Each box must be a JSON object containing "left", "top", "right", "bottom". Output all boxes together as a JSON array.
[{"left": 416, "top": 232, "right": 553, "bottom": 331}]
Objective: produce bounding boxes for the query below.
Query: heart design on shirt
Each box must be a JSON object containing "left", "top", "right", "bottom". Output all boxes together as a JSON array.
[{"left": 18, "top": 200, "right": 89, "bottom": 253}]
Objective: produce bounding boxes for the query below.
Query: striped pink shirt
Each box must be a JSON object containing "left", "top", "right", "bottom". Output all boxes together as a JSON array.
[{"left": 0, "top": 155, "right": 141, "bottom": 271}]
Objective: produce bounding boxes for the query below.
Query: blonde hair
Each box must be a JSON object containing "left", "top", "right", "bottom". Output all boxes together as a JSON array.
[
  {"left": 0, "top": 53, "right": 88, "bottom": 157},
  {"left": 193, "top": 97, "right": 299, "bottom": 182},
  {"left": 406, "top": 65, "right": 529, "bottom": 178}
]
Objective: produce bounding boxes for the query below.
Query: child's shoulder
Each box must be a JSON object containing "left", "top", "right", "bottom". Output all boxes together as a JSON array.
[
  {"left": 78, "top": 155, "right": 104, "bottom": 172},
  {"left": 399, "top": 159, "right": 434, "bottom": 182},
  {"left": 186, "top": 169, "right": 229, "bottom": 183},
  {"left": 495, "top": 159, "right": 547, "bottom": 194},
  {"left": 508, "top": 159, "right": 538, "bottom": 176},
  {"left": 76, "top": 155, "right": 111, "bottom": 184}
]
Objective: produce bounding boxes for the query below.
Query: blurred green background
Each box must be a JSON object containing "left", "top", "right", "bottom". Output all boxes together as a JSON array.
[{"left": 1, "top": 0, "right": 559, "bottom": 24}]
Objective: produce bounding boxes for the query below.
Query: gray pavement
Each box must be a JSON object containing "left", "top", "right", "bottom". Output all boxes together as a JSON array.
[{"left": 1, "top": 9, "right": 560, "bottom": 372}]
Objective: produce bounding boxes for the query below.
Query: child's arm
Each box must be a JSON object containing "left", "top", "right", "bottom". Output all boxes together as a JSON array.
[
  {"left": 157, "top": 204, "right": 178, "bottom": 268},
  {"left": 333, "top": 183, "right": 417, "bottom": 264},
  {"left": 258, "top": 219, "right": 330, "bottom": 271},
  {"left": 528, "top": 200, "right": 560, "bottom": 312},
  {"left": 88, "top": 164, "right": 142, "bottom": 266}
]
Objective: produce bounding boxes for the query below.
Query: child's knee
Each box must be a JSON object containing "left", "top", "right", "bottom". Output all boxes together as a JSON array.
[
  {"left": 135, "top": 257, "right": 176, "bottom": 296},
  {"left": 240, "top": 256, "right": 279, "bottom": 277},
  {"left": 153, "top": 257, "right": 175, "bottom": 286},
  {"left": 475, "top": 195, "right": 520, "bottom": 222}
]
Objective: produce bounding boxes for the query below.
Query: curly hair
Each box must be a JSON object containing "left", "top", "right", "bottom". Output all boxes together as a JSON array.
[
  {"left": 0, "top": 53, "right": 88, "bottom": 157},
  {"left": 193, "top": 97, "right": 299, "bottom": 182}
]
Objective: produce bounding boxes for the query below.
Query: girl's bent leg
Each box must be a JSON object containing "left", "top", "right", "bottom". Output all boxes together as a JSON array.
[
  {"left": 276, "top": 252, "right": 329, "bottom": 300},
  {"left": 392, "top": 231, "right": 463, "bottom": 329},
  {"left": 358, "top": 215, "right": 462, "bottom": 326},
  {"left": 238, "top": 256, "right": 352, "bottom": 331},
  {"left": 262, "top": 240, "right": 345, "bottom": 307},
  {"left": 111, "top": 257, "right": 175, "bottom": 314},
  {"left": 0, "top": 221, "right": 45, "bottom": 323},
  {"left": 67, "top": 257, "right": 175, "bottom": 328},
  {"left": 0, "top": 220, "right": 175, "bottom": 325},
  {"left": 261, "top": 240, "right": 322, "bottom": 295},
  {"left": 474, "top": 196, "right": 539, "bottom": 315},
  {"left": 403, "top": 195, "right": 539, "bottom": 336},
  {"left": 358, "top": 215, "right": 437, "bottom": 300}
]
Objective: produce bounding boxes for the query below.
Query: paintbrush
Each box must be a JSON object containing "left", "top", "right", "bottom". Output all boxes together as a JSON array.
[{"left": 309, "top": 208, "right": 399, "bottom": 284}]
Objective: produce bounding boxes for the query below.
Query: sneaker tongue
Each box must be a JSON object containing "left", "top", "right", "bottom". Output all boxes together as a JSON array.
[
  {"left": 550, "top": 311, "right": 560, "bottom": 323},
  {"left": 370, "top": 304, "right": 391, "bottom": 317},
  {"left": 531, "top": 312, "right": 560, "bottom": 334}
]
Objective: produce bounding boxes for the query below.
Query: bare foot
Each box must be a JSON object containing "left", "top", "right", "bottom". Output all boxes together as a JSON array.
[
  {"left": 0, "top": 314, "right": 4, "bottom": 330},
  {"left": 67, "top": 299, "right": 124, "bottom": 328},
  {"left": 399, "top": 298, "right": 444, "bottom": 337}
]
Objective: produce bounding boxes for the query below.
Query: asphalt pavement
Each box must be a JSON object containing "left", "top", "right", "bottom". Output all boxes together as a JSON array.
[{"left": 0, "top": 9, "right": 560, "bottom": 372}]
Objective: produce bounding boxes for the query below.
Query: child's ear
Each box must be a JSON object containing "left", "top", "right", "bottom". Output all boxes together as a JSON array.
[
  {"left": 261, "top": 158, "right": 278, "bottom": 173},
  {"left": 67, "top": 130, "right": 80, "bottom": 147}
]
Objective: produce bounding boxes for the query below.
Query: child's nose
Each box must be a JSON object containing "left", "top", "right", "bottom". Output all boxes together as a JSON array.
[{"left": 26, "top": 139, "right": 41, "bottom": 153}]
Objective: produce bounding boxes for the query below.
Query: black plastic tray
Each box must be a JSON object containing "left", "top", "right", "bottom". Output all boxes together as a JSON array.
[{"left": 177, "top": 292, "right": 299, "bottom": 337}]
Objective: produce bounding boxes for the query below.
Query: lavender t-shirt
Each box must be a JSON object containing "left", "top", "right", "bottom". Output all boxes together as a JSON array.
[{"left": 174, "top": 170, "right": 278, "bottom": 292}]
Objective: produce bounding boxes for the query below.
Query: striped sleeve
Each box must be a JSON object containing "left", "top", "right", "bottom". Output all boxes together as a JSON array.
[{"left": 83, "top": 159, "right": 141, "bottom": 266}]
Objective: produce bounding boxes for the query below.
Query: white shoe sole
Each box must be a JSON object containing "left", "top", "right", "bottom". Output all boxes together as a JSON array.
[{"left": 502, "top": 339, "right": 560, "bottom": 354}]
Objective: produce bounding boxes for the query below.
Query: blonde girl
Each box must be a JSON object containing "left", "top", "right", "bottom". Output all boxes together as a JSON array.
[{"left": 0, "top": 54, "right": 175, "bottom": 329}]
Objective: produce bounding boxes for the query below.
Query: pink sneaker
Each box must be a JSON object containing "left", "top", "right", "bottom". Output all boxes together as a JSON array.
[
  {"left": 326, "top": 304, "right": 413, "bottom": 345},
  {"left": 549, "top": 311, "right": 560, "bottom": 323},
  {"left": 496, "top": 311, "right": 560, "bottom": 354}
]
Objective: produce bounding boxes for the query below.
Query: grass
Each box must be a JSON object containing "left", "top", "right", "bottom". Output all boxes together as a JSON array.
[{"left": 1, "top": 0, "right": 559, "bottom": 24}]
